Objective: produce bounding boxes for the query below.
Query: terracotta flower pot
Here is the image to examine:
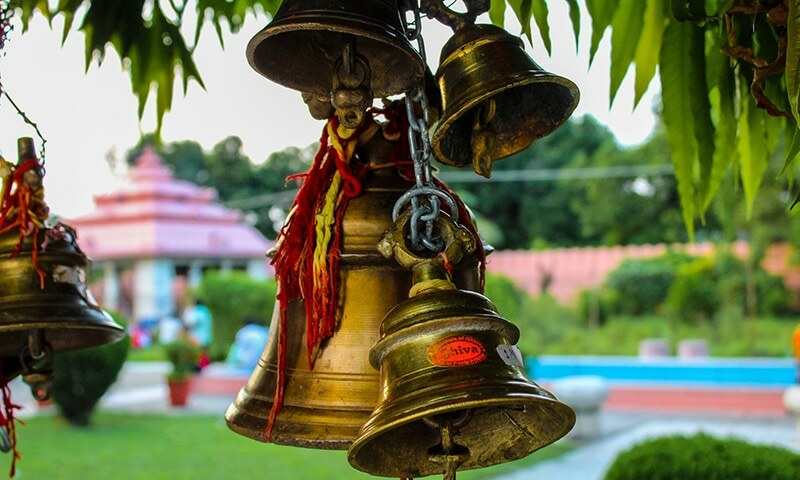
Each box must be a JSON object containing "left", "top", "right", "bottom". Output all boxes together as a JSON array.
[{"left": 167, "top": 378, "right": 192, "bottom": 407}]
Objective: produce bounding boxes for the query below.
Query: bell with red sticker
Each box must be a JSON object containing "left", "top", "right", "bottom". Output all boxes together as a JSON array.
[{"left": 348, "top": 211, "right": 575, "bottom": 480}]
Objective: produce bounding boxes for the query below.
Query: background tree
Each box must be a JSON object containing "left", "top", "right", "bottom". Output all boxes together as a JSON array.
[{"left": 10, "top": 0, "right": 797, "bottom": 233}]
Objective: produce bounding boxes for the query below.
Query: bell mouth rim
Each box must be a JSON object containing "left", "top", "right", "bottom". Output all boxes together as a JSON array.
[
  {"left": 348, "top": 392, "right": 575, "bottom": 475},
  {"left": 430, "top": 77, "right": 580, "bottom": 167},
  {"left": 245, "top": 21, "right": 424, "bottom": 97}
]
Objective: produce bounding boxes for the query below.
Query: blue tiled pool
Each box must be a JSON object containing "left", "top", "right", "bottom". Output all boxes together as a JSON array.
[{"left": 528, "top": 355, "right": 796, "bottom": 387}]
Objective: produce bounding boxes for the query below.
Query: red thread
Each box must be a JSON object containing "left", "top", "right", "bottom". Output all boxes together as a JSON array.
[
  {"left": 265, "top": 115, "right": 371, "bottom": 441},
  {"left": 0, "top": 367, "right": 22, "bottom": 477}
]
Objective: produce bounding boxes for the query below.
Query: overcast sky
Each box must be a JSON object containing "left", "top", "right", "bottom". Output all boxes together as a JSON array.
[{"left": 0, "top": 3, "right": 660, "bottom": 218}]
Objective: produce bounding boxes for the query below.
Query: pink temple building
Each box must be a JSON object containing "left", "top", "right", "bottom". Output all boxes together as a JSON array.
[{"left": 69, "top": 147, "right": 272, "bottom": 324}]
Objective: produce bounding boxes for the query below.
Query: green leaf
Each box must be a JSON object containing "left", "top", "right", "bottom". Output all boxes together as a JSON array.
[
  {"left": 660, "top": 21, "right": 713, "bottom": 238},
  {"left": 564, "top": 0, "right": 581, "bottom": 52},
  {"left": 704, "top": 30, "right": 737, "bottom": 211},
  {"left": 737, "top": 86, "right": 769, "bottom": 218},
  {"left": 531, "top": 0, "right": 551, "bottom": 54},
  {"left": 507, "top": 0, "right": 533, "bottom": 44},
  {"left": 787, "top": 0, "right": 800, "bottom": 123},
  {"left": 585, "top": 0, "right": 618, "bottom": 65},
  {"left": 609, "top": 0, "right": 646, "bottom": 105},
  {"left": 782, "top": 129, "right": 800, "bottom": 176},
  {"left": 689, "top": 29, "right": 715, "bottom": 211},
  {"left": 489, "top": 0, "right": 507, "bottom": 28},
  {"left": 633, "top": 0, "right": 667, "bottom": 107}
]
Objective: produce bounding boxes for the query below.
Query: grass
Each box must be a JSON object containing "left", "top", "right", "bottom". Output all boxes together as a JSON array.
[{"left": 2, "top": 413, "right": 572, "bottom": 479}]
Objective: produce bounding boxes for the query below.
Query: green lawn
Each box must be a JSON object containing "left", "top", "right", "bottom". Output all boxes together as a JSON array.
[{"left": 2, "top": 414, "right": 571, "bottom": 479}]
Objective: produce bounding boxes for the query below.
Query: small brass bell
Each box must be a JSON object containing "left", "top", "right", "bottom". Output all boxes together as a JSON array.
[
  {"left": 226, "top": 130, "right": 487, "bottom": 449},
  {"left": 432, "top": 23, "right": 580, "bottom": 177},
  {"left": 0, "top": 138, "right": 125, "bottom": 398},
  {"left": 246, "top": 0, "right": 424, "bottom": 99},
  {"left": 348, "top": 212, "right": 574, "bottom": 478}
]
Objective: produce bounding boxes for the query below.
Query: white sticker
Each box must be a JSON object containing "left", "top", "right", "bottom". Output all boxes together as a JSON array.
[{"left": 496, "top": 345, "right": 524, "bottom": 367}]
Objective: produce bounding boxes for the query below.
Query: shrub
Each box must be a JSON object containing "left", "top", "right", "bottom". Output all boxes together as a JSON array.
[
  {"left": 165, "top": 337, "right": 201, "bottom": 381},
  {"left": 665, "top": 257, "right": 719, "bottom": 322},
  {"left": 576, "top": 288, "right": 609, "bottom": 327},
  {"left": 52, "top": 311, "right": 130, "bottom": 426},
  {"left": 665, "top": 250, "right": 790, "bottom": 322},
  {"left": 193, "top": 271, "right": 276, "bottom": 360},
  {"left": 603, "top": 251, "right": 694, "bottom": 315},
  {"left": 484, "top": 273, "right": 528, "bottom": 322},
  {"left": 604, "top": 433, "right": 800, "bottom": 480}
]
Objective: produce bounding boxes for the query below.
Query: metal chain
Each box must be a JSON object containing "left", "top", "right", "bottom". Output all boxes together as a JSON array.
[{"left": 396, "top": 0, "right": 457, "bottom": 253}]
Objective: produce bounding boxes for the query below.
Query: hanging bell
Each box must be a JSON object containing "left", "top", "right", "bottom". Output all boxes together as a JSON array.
[
  {"left": 0, "top": 138, "right": 125, "bottom": 397},
  {"left": 225, "top": 130, "right": 487, "bottom": 449},
  {"left": 431, "top": 23, "right": 580, "bottom": 178},
  {"left": 246, "top": 0, "right": 424, "bottom": 99},
  {"left": 348, "top": 213, "right": 574, "bottom": 478}
]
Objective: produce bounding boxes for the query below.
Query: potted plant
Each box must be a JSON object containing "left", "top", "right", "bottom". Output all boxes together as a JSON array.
[{"left": 165, "top": 337, "right": 200, "bottom": 407}]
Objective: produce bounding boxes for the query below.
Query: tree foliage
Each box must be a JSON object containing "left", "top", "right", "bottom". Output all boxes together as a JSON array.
[{"left": 9, "top": 0, "right": 800, "bottom": 229}]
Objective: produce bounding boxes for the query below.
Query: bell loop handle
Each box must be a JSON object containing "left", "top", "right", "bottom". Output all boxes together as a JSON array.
[{"left": 421, "top": 0, "right": 489, "bottom": 31}]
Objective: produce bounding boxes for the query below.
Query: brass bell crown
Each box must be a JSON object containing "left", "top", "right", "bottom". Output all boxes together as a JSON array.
[
  {"left": 246, "top": 0, "right": 424, "bottom": 98},
  {"left": 432, "top": 23, "right": 580, "bottom": 177}
]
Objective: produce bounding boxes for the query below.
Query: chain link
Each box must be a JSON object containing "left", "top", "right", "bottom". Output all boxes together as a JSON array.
[{"left": 395, "top": 0, "right": 456, "bottom": 253}]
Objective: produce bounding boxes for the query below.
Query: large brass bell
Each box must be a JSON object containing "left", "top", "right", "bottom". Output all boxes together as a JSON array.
[
  {"left": 348, "top": 213, "right": 574, "bottom": 478},
  {"left": 432, "top": 23, "right": 580, "bottom": 178},
  {"left": 225, "top": 132, "right": 484, "bottom": 449},
  {"left": 0, "top": 138, "right": 125, "bottom": 398},
  {"left": 246, "top": 0, "right": 424, "bottom": 99}
]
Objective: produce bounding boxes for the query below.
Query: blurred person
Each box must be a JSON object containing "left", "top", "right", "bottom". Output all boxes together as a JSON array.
[
  {"left": 182, "top": 298, "right": 213, "bottom": 350},
  {"left": 157, "top": 310, "right": 184, "bottom": 345},
  {"left": 227, "top": 318, "right": 269, "bottom": 372}
]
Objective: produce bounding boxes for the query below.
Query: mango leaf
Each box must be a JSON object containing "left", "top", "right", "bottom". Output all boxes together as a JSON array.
[
  {"left": 633, "top": 0, "right": 666, "bottom": 107},
  {"left": 660, "top": 20, "right": 700, "bottom": 239},
  {"left": 704, "top": 0, "right": 736, "bottom": 16},
  {"left": 670, "top": 0, "right": 706, "bottom": 21},
  {"left": 704, "top": 30, "right": 737, "bottom": 211},
  {"left": 12, "top": 0, "right": 51, "bottom": 32},
  {"left": 564, "top": 0, "right": 581, "bottom": 52},
  {"left": 689, "top": 28, "right": 715, "bottom": 211},
  {"left": 55, "top": 0, "right": 83, "bottom": 44},
  {"left": 784, "top": 129, "right": 800, "bottom": 178},
  {"left": 609, "top": 0, "right": 646, "bottom": 105},
  {"left": 489, "top": 0, "right": 507, "bottom": 27},
  {"left": 507, "top": 0, "right": 533, "bottom": 44},
  {"left": 530, "top": 0, "right": 551, "bottom": 54},
  {"left": 787, "top": 0, "right": 800, "bottom": 123},
  {"left": 585, "top": 0, "right": 618, "bottom": 65},
  {"left": 737, "top": 86, "right": 769, "bottom": 218},
  {"left": 193, "top": 0, "right": 280, "bottom": 48}
]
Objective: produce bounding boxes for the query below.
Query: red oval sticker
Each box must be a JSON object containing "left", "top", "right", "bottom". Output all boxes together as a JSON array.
[{"left": 427, "top": 336, "right": 487, "bottom": 367}]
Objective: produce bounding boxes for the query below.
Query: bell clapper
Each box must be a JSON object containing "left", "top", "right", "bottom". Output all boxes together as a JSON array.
[
  {"left": 424, "top": 411, "right": 473, "bottom": 480},
  {"left": 471, "top": 98, "right": 498, "bottom": 178},
  {"left": 20, "top": 332, "right": 54, "bottom": 401},
  {"left": 331, "top": 39, "right": 373, "bottom": 129}
]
